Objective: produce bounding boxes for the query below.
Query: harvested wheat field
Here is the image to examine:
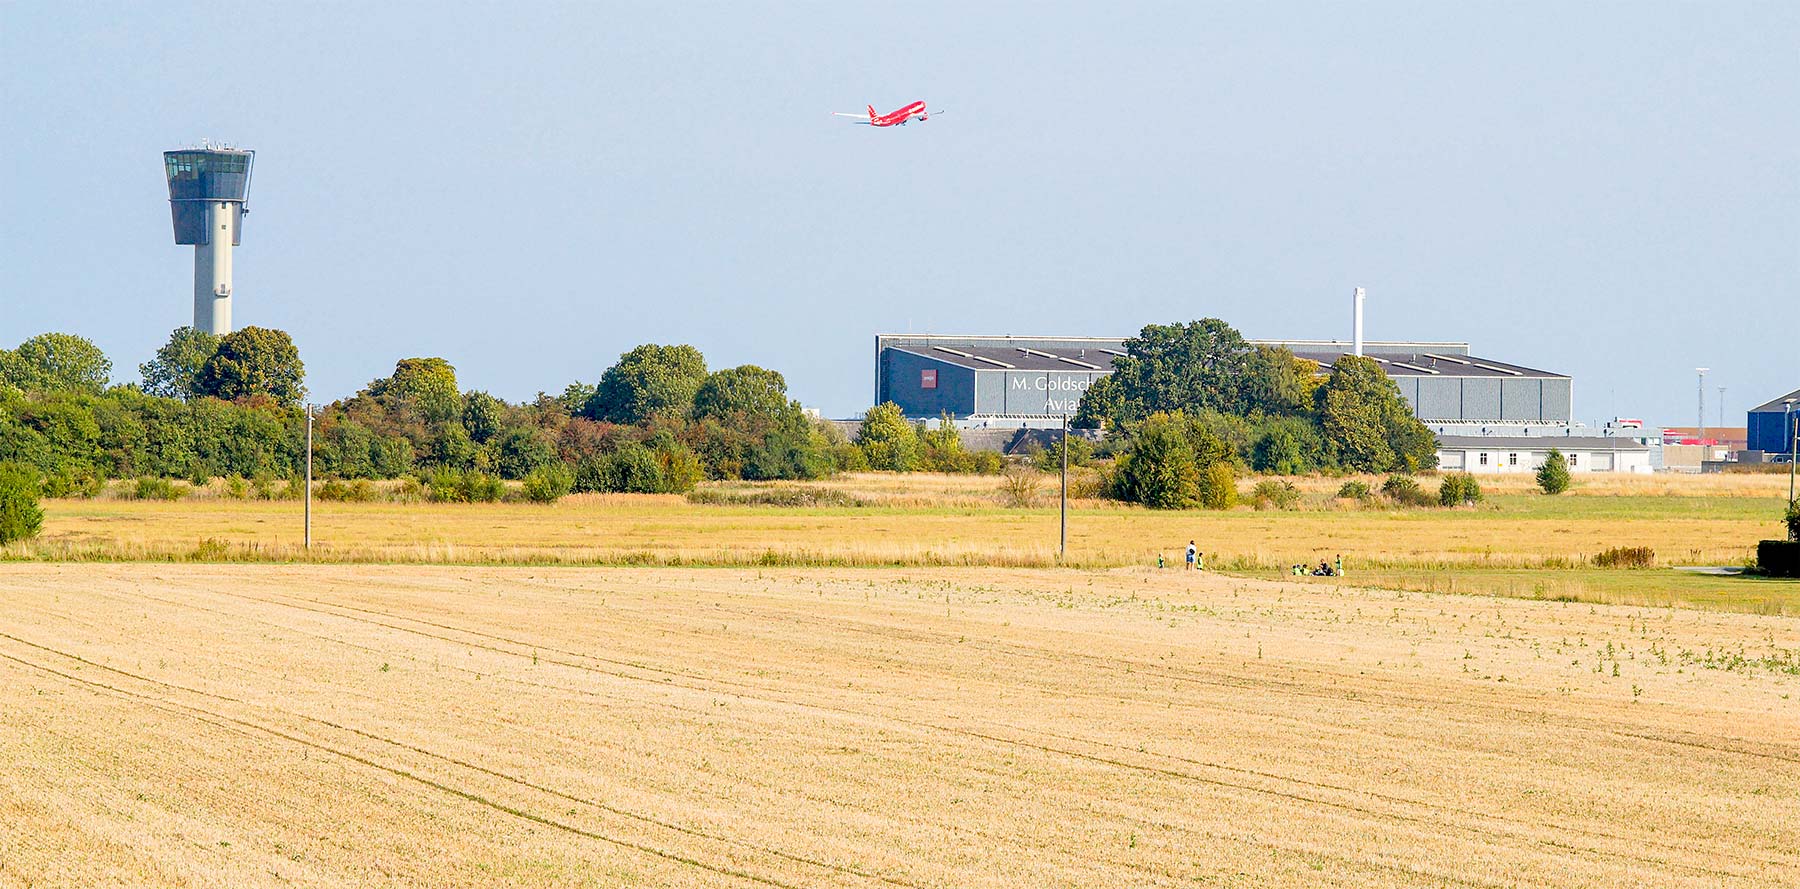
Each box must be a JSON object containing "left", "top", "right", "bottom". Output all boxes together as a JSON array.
[{"left": 3, "top": 564, "right": 1799, "bottom": 887}]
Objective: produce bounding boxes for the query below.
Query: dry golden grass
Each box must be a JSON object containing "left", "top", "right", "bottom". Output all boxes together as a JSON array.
[
  {"left": 19, "top": 471, "right": 1788, "bottom": 571},
  {"left": 2, "top": 564, "right": 1797, "bottom": 886}
]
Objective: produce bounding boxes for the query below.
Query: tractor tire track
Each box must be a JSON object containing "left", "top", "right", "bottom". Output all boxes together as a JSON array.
[{"left": 176, "top": 585, "right": 1751, "bottom": 883}]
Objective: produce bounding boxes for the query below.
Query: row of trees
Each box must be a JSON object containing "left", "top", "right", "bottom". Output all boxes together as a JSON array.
[{"left": 0, "top": 330, "right": 914, "bottom": 495}]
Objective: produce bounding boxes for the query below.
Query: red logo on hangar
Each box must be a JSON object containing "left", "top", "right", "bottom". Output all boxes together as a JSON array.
[{"left": 920, "top": 369, "right": 937, "bottom": 389}]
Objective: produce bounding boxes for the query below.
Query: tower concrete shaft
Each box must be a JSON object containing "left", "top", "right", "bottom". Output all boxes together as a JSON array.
[{"left": 165, "top": 148, "right": 253, "bottom": 335}]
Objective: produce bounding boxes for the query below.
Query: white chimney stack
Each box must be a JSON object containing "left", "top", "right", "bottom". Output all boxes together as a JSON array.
[{"left": 1353, "top": 287, "right": 1365, "bottom": 357}]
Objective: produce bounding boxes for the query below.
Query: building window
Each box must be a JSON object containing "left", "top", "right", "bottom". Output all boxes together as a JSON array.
[
  {"left": 920, "top": 369, "right": 937, "bottom": 390},
  {"left": 1479, "top": 453, "right": 1488, "bottom": 466},
  {"left": 1508, "top": 453, "right": 1518, "bottom": 466},
  {"left": 1568, "top": 453, "right": 1577, "bottom": 467}
]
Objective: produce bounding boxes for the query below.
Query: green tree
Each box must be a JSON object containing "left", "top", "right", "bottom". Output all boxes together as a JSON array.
[
  {"left": 1076, "top": 319, "right": 1255, "bottom": 428},
  {"left": 586, "top": 344, "right": 708, "bottom": 423},
  {"left": 1070, "top": 375, "right": 1122, "bottom": 430},
  {"left": 1439, "top": 472, "right": 1484, "bottom": 507},
  {"left": 693, "top": 365, "right": 794, "bottom": 421},
  {"left": 1251, "top": 426, "right": 1306, "bottom": 475},
  {"left": 495, "top": 426, "right": 557, "bottom": 479},
  {"left": 197, "top": 326, "right": 305, "bottom": 404},
  {"left": 1198, "top": 461, "right": 1238, "bottom": 510},
  {"left": 367, "top": 357, "right": 461, "bottom": 422},
  {"left": 1242, "top": 345, "right": 1322, "bottom": 416},
  {"left": 1108, "top": 413, "right": 1201, "bottom": 509},
  {"left": 461, "top": 391, "right": 506, "bottom": 444},
  {"left": 1315, "top": 356, "right": 1438, "bottom": 473},
  {"left": 2, "top": 333, "right": 112, "bottom": 395},
  {"left": 140, "top": 327, "right": 220, "bottom": 400},
  {"left": 0, "top": 461, "right": 44, "bottom": 544},
  {"left": 1537, "top": 448, "right": 1571, "bottom": 495},
  {"left": 855, "top": 402, "right": 922, "bottom": 471},
  {"left": 521, "top": 464, "right": 574, "bottom": 503}
]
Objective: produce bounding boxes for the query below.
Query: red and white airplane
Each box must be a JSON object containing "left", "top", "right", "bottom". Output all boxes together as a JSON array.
[{"left": 832, "top": 101, "right": 940, "bottom": 127}]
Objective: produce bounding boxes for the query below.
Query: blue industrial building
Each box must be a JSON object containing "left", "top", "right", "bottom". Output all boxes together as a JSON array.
[
  {"left": 874, "top": 333, "right": 1573, "bottom": 427},
  {"left": 1747, "top": 388, "right": 1800, "bottom": 459}
]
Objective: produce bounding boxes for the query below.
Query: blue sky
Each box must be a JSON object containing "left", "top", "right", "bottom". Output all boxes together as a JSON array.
[{"left": 2, "top": 2, "right": 1795, "bottom": 425}]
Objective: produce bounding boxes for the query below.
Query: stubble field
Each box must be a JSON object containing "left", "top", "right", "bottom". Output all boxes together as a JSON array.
[{"left": 4, "top": 563, "right": 1799, "bottom": 886}]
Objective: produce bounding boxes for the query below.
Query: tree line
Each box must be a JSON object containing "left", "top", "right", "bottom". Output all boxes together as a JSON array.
[{"left": 0, "top": 330, "right": 884, "bottom": 496}]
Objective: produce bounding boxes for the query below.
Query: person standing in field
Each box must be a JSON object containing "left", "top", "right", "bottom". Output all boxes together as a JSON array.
[
  {"left": 1185, "top": 541, "right": 1197, "bottom": 570},
  {"left": 1335, "top": 554, "right": 1344, "bottom": 577},
  {"left": 1197, "top": 551, "right": 1205, "bottom": 571}
]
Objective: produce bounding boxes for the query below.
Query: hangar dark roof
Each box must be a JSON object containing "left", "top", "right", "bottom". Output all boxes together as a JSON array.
[
  {"left": 890, "top": 343, "right": 1565, "bottom": 380},
  {"left": 888, "top": 345, "right": 1119, "bottom": 372},
  {"left": 1297, "top": 350, "right": 1567, "bottom": 379},
  {"left": 1750, "top": 389, "right": 1800, "bottom": 413}
]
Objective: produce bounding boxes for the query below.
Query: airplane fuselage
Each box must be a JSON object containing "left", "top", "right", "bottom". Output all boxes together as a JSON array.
[{"left": 871, "top": 101, "right": 930, "bottom": 126}]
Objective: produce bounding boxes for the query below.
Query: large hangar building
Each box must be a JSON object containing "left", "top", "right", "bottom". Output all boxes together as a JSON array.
[{"left": 874, "top": 333, "right": 1573, "bottom": 428}]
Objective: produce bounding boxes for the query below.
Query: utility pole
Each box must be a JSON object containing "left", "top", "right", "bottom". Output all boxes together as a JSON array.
[
  {"left": 1786, "top": 398, "right": 1797, "bottom": 507},
  {"left": 1059, "top": 414, "right": 1069, "bottom": 561},
  {"left": 304, "top": 404, "right": 314, "bottom": 551},
  {"left": 1696, "top": 368, "right": 1709, "bottom": 453},
  {"left": 1718, "top": 386, "right": 1727, "bottom": 430}
]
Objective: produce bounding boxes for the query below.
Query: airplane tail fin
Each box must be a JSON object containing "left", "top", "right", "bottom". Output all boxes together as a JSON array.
[{"left": 867, "top": 104, "right": 877, "bottom": 120}]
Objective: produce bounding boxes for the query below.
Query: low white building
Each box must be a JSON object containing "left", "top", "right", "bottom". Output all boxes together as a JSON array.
[{"left": 1435, "top": 435, "right": 1652, "bottom": 474}]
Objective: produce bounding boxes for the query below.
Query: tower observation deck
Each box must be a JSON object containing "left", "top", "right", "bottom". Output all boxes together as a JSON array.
[{"left": 164, "top": 147, "right": 254, "bottom": 335}]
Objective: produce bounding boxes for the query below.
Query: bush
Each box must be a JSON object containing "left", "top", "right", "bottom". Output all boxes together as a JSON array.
[
  {"left": 0, "top": 462, "right": 44, "bottom": 544},
  {"left": 1198, "top": 462, "right": 1237, "bottom": 510},
  {"left": 1335, "top": 480, "right": 1372, "bottom": 501},
  {"left": 393, "top": 476, "right": 426, "bottom": 504},
  {"left": 1438, "top": 472, "right": 1483, "bottom": 507},
  {"left": 1380, "top": 474, "right": 1433, "bottom": 507},
  {"left": 424, "top": 468, "right": 504, "bottom": 503},
  {"left": 1787, "top": 501, "right": 1800, "bottom": 542},
  {"left": 1593, "top": 546, "right": 1655, "bottom": 569},
  {"left": 316, "top": 479, "right": 378, "bottom": 502},
  {"left": 998, "top": 469, "right": 1039, "bottom": 508},
  {"left": 131, "top": 476, "right": 185, "bottom": 501},
  {"left": 1033, "top": 435, "right": 1093, "bottom": 473},
  {"left": 1250, "top": 479, "right": 1300, "bottom": 511},
  {"left": 1537, "top": 449, "right": 1571, "bottom": 495},
  {"left": 223, "top": 475, "right": 249, "bottom": 500},
  {"left": 522, "top": 464, "right": 575, "bottom": 503}
]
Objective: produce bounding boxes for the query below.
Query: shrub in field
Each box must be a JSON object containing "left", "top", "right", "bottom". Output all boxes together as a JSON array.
[
  {"left": 1250, "top": 479, "right": 1300, "bottom": 511},
  {"left": 1593, "top": 546, "right": 1654, "bottom": 569},
  {"left": 316, "top": 479, "right": 351, "bottom": 502},
  {"left": 1198, "top": 462, "right": 1238, "bottom": 510},
  {"left": 132, "top": 476, "right": 184, "bottom": 501},
  {"left": 392, "top": 476, "right": 426, "bottom": 504},
  {"left": 856, "top": 402, "right": 922, "bottom": 472},
  {"left": 1786, "top": 501, "right": 1800, "bottom": 542},
  {"left": 1537, "top": 449, "right": 1571, "bottom": 495},
  {"left": 223, "top": 475, "right": 249, "bottom": 500},
  {"left": 1438, "top": 472, "right": 1483, "bottom": 507},
  {"left": 1108, "top": 413, "right": 1201, "bottom": 509},
  {"left": 427, "top": 469, "right": 504, "bottom": 503},
  {"left": 522, "top": 464, "right": 575, "bottom": 503},
  {"left": 1380, "top": 474, "right": 1433, "bottom": 507},
  {"left": 998, "top": 469, "right": 1039, "bottom": 508},
  {"left": 1335, "top": 480, "right": 1372, "bottom": 501},
  {"left": 0, "top": 462, "right": 44, "bottom": 544},
  {"left": 1033, "top": 435, "right": 1093, "bottom": 473}
]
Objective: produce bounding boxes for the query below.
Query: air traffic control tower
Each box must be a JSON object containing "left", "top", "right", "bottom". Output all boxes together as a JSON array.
[{"left": 164, "top": 147, "right": 254, "bottom": 334}]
